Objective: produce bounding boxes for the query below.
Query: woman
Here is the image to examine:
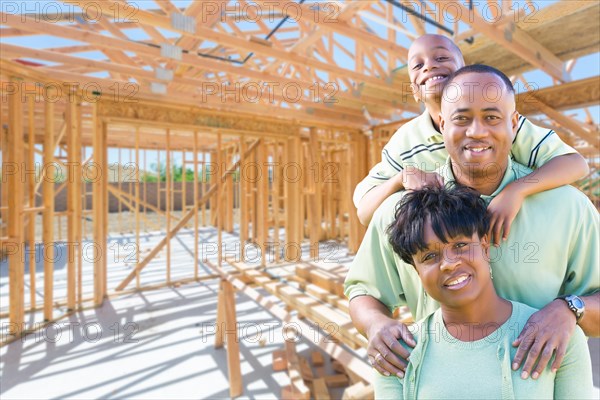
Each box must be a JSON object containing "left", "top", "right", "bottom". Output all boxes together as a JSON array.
[{"left": 373, "top": 185, "right": 593, "bottom": 399}]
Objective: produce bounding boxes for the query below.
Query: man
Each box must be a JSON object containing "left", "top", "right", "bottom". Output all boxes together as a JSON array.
[
  {"left": 354, "top": 35, "right": 588, "bottom": 247},
  {"left": 345, "top": 64, "right": 599, "bottom": 381}
]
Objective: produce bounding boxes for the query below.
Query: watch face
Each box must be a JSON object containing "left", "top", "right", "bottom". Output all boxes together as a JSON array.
[{"left": 572, "top": 297, "right": 585, "bottom": 309}]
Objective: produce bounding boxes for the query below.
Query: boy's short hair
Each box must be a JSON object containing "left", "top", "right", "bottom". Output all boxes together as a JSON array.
[
  {"left": 442, "top": 64, "right": 515, "bottom": 97},
  {"left": 435, "top": 35, "right": 463, "bottom": 58},
  {"left": 387, "top": 185, "right": 490, "bottom": 266}
]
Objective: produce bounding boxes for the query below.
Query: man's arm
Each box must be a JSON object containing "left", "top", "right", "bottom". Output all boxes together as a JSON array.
[
  {"left": 578, "top": 292, "right": 600, "bottom": 336},
  {"left": 553, "top": 325, "right": 595, "bottom": 400},
  {"left": 349, "top": 295, "right": 415, "bottom": 378}
]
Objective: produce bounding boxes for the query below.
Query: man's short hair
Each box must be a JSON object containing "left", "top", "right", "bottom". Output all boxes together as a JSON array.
[
  {"left": 442, "top": 64, "right": 515, "bottom": 97},
  {"left": 387, "top": 185, "right": 490, "bottom": 266}
]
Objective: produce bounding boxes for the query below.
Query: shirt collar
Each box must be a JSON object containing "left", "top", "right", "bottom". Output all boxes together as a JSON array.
[
  {"left": 419, "top": 110, "right": 443, "bottom": 144},
  {"left": 439, "top": 157, "right": 517, "bottom": 203}
]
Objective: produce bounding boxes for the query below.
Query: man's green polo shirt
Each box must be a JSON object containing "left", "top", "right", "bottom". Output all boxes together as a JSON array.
[
  {"left": 344, "top": 158, "right": 599, "bottom": 321},
  {"left": 353, "top": 111, "right": 577, "bottom": 208}
]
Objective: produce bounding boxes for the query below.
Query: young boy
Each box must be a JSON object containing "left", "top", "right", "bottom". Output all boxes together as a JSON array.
[{"left": 355, "top": 34, "right": 589, "bottom": 245}]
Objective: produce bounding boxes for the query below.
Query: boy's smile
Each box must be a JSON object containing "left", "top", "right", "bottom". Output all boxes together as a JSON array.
[{"left": 407, "top": 35, "right": 464, "bottom": 104}]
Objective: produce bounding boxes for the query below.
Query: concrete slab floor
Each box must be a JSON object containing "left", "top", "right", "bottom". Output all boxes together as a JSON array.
[
  {"left": 0, "top": 279, "right": 340, "bottom": 399},
  {"left": 1, "top": 278, "right": 598, "bottom": 399},
  {"left": 0, "top": 225, "right": 598, "bottom": 399},
  {"left": 0, "top": 226, "right": 356, "bottom": 399}
]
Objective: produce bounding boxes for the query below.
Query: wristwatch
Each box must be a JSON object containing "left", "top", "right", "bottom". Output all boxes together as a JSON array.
[{"left": 556, "top": 295, "right": 585, "bottom": 322}]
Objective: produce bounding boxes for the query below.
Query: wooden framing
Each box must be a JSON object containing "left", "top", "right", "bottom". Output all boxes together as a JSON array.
[
  {"left": 6, "top": 75, "right": 25, "bottom": 335},
  {"left": 43, "top": 92, "right": 55, "bottom": 320},
  {"left": 66, "top": 88, "right": 81, "bottom": 310},
  {"left": 285, "top": 136, "right": 302, "bottom": 259},
  {"left": 215, "top": 279, "right": 243, "bottom": 398},
  {"left": 308, "top": 128, "right": 322, "bottom": 260},
  {"left": 0, "top": 3, "right": 597, "bottom": 397}
]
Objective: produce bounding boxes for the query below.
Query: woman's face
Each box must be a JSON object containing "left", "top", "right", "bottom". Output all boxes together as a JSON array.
[{"left": 412, "top": 223, "right": 492, "bottom": 308}]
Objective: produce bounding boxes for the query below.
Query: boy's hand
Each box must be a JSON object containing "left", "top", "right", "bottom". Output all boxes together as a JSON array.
[
  {"left": 402, "top": 166, "right": 444, "bottom": 191},
  {"left": 488, "top": 184, "right": 525, "bottom": 246}
]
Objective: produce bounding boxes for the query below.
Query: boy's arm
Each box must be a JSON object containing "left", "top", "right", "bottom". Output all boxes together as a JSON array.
[
  {"left": 488, "top": 153, "right": 589, "bottom": 244},
  {"left": 357, "top": 167, "right": 444, "bottom": 226},
  {"left": 510, "top": 152, "right": 588, "bottom": 195},
  {"left": 357, "top": 172, "right": 405, "bottom": 226}
]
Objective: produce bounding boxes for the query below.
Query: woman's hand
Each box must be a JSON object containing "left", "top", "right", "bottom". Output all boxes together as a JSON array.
[
  {"left": 366, "top": 317, "right": 416, "bottom": 378},
  {"left": 487, "top": 183, "right": 525, "bottom": 246},
  {"left": 512, "top": 299, "right": 577, "bottom": 379}
]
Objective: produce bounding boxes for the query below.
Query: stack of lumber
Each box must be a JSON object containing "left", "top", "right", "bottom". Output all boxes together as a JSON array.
[{"left": 224, "top": 257, "right": 412, "bottom": 398}]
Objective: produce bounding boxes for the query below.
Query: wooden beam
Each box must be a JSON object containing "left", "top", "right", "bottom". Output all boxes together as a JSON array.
[
  {"left": 255, "top": 0, "right": 408, "bottom": 62},
  {"left": 135, "top": 127, "right": 141, "bottom": 288},
  {"left": 114, "top": 140, "right": 261, "bottom": 291},
  {"left": 222, "top": 280, "right": 243, "bottom": 398},
  {"left": 0, "top": 24, "right": 403, "bottom": 115},
  {"left": 214, "top": 279, "right": 226, "bottom": 349},
  {"left": 153, "top": 0, "right": 180, "bottom": 17},
  {"left": 308, "top": 128, "right": 322, "bottom": 259},
  {"left": 107, "top": 185, "right": 178, "bottom": 222},
  {"left": 284, "top": 339, "right": 311, "bottom": 399},
  {"left": 38, "top": 67, "right": 369, "bottom": 128},
  {"left": 443, "top": 2, "right": 569, "bottom": 82},
  {"left": 43, "top": 91, "right": 55, "bottom": 321},
  {"left": 193, "top": 131, "right": 199, "bottom": 279},
  {"left": 400, "top": 0, "right": 425, "bottom": 36},
  {"left": 528, "top": 97, "right": 599, "bottom": 149},
  {"left": 26, "top": 96, "right": 36, "bottom": 310},
  {"left": 239, "top": 139, "right": 248, "bottom": 261},
  {"left": 216, "top": 132, "right": 223, "bottom": 267},
  {"left": 7, "top": 75, "right": 25, "bottom": 335},
  {"left": 76, "top": 98, "right": 83, "bottom": 308},
  {"left": 168, "top": 0, "right": 227, "bottom": 76},
  {"left": 72, "top": 0, "right": 400, "bottom": 93},
  {"left": 515, "top": 76, "right": 600, "bottom": 115},
  {"left": 166, "top": 129, "right": 172, "bottom": 284},
  {"left": 66, "top": 90, "right": 80, "bottom": 310},
  {"left": 256, "top": 140, "right": 268, "bottom": 267},
  {"left": 285, "top": 136, "right": 302, "bottom": 260},
  {"left": 93, "top": 120, "right": 108, "bottom": 304},
  {"left": 204, "top": 260, "right": 373, "bottom": 384}
]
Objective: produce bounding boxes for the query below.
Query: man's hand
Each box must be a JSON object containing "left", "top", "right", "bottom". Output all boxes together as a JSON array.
[
  {"left": 402, "top": 166, "right": 443, "bottom": 191},
  {"left": 366, "top": 317, "right": 416, "bottom": 378},
  {"left": 487, "top": 183, "right": 525, "bottom": 246},
  {"left": 512, "top": 299, "right": 577, "bottom": 379}
]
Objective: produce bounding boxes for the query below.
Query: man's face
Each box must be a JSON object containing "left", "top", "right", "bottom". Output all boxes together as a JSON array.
[
  {"left": 407, "top": 35, "right": 464, "bottom": 104},
  {"left": 439, "top": 72, "right": 519, "bottom": 178}
]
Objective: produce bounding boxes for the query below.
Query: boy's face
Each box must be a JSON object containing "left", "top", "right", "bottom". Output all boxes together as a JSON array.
[
  {"left": 412, "top": 223, "right": 491, "bottom": 308},
  {"left": 407, "top": 35, "right": 464, "bottom": 104}
]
